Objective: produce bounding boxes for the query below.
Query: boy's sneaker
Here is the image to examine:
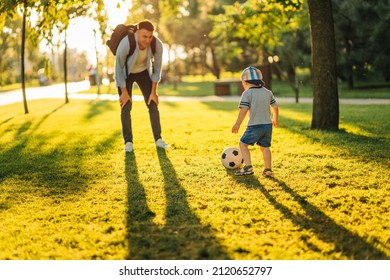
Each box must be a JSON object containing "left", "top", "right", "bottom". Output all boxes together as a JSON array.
[
  {"left": 124, "top": 142, "right": 133, "bottom": 153},
  {"left": 156, "top": 138, "right": 169, "bottom": 149}
]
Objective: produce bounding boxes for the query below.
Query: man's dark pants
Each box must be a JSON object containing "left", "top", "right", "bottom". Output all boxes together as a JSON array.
[{"left": 118, "top": 70, "right": 162, "bottom": 144}]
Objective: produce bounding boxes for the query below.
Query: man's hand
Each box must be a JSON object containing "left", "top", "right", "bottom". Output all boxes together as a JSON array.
[
  {"left": 120, "top": 93, "right": 132, "bottom": 108},
  {"left": 148, "top": 92, "right": 159, "bottom": 106}
]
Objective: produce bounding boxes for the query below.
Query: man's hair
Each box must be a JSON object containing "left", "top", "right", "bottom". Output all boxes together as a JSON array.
[{"left": 137, "top": 20, "right": 155, "bottom": 32}]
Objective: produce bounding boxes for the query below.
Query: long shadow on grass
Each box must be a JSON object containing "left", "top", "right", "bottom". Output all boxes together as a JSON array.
[
  {"left": 236, "top": 175, "right": 388, "bottom": 259},
  {"left": 1, "top": 117, "right": 14, "bottom": 126},
  {"left": 0, "top": 103, "right": 90, "bottom": 211},
  {"left": 280, "top": 109, "right": 389, "bottom": 168},
  {"left": 84, "top": 100, "right": 116, "bottom": 120},
  {"left": 0, "top": 103, "right": 66, "bottom": 183},
  {"left": 125, "top": 150, "right": 229, "bottom": 259}
]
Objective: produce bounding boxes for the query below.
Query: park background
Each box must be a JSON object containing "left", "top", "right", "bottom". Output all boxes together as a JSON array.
[{"left": 0, "top": 0, "right": 389, "bottom": 261}]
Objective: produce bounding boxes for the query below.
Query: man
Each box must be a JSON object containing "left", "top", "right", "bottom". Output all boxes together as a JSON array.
[{"left": 115, "top": 19, "right": 169, "bottom": 153}]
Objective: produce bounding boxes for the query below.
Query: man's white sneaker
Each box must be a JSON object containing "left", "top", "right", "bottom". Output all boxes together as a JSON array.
[
  {"left": 124, "top": 142, "right": 133, "bottom": 153},
  {"left": 156, "top": 138, "right": 169, "bottom": 149}
]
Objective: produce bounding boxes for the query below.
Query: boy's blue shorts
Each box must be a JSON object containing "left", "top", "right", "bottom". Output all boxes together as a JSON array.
[{"left": 240, "top": 124, "right": 273, "bottom": 147}]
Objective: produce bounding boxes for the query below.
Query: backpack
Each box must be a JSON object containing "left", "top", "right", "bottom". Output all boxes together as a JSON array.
[{"left": 106, "top": 24, "right": 156, "bottom": 57}]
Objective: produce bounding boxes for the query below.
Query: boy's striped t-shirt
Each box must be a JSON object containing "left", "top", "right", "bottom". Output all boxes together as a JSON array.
[{"left": 239, "top": 86, "right": 277, "bottom": 126}]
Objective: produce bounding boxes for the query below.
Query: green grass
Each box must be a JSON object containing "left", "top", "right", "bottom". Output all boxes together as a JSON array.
[
  {"left": 0, "top": 99, "right": 389, "bottom": 260},
  {"left": 79, "top": 79, "right": 216, "bottom": 97},
  {"left": 0, "top": 80, "right": 40, "bottom": 93}
]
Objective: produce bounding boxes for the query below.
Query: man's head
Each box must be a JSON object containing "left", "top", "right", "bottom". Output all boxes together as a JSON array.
[
  {"left": 136, "top": 20, "right": 155, "bottom": 50},
  {"left": 241, "top": 66, "right": 265, "bottom": 87},
  {"left": 137, "top": 20, "right": 155, "bottom": 32}
]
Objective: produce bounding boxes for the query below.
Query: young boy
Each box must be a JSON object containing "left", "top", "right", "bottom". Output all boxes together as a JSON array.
[{"left": 232, "top": 66, "right": 279, "bottom": 177}]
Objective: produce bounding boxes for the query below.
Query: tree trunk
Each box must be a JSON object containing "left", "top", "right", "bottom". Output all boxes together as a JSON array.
[
  {"left": 287, "top": 62, "right": 299, "bottom": 103},
  {"left": 64, "top": 30, "right": 69, "bottom": 103},
  {"left": 273, "top": 61, "right": 299, "bottom": 103},
  {"left": 308, "top": 0, "right": 339, "bottom": 130},
  {"left": 210, "top": 47, "right": 220, "bottom": 79},
  {"left": 21, "top": 0, "right": 29, "bottom": 114},
  {"left": 203, "top": 46, "right": 220, "bottom": 79},
  {"left": 347, "top": 70, "right": 354, "bottom": 89}
]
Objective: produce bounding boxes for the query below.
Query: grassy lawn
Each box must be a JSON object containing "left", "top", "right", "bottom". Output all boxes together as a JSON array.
[
  {"left": 0, "top": 81, "right": 40, "bottom": 93},
  {"left": 0, "top": 98, "right": 389, "bottom": 260}
]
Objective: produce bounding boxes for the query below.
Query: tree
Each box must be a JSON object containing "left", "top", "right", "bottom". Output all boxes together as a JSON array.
[
  {"left": 0, "top": 0, "right": 107, "bottom": 111},
  {"left": 21, "top": 0, "right": 28, "bottom": 113},
  {"left": 174, "top": 1, "right": 221, "bottom": 78},
  {"left": 35, "top": 0, "right": 107, "bottom": 103},
  {"left": 131, "top": 0, "right": 223, "bottom": 79},
  {"left": 308, "top": 0, "right": 339, "bottom": 130},
  {"left": 333, "top": 0, "right": 390, "bottom": 86},
  {"left": 210, "top": 0, "right": 305, "bottom": 87},
  {"left": 272, "top": 3, "right": 311, "bottom": 103},
  {"left": 0, "top": 0, "right": 38, "bottom": 114},
  {"left": 370, "top": 0, "right": 390, "bottom": 81},
  {"left": 128, "top": 0, "right": 161, "bottom": 24},
  {"left": 0, "top": 16, "right": 21, "bottom": 86}
]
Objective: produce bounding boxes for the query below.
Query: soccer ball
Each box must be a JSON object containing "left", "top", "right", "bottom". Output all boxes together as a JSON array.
[{"left": 221, "top": 147, "right": 244, "bottom": 169}]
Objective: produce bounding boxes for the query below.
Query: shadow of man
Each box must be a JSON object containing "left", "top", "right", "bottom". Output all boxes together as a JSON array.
[
  {"left": 125, "top": 150, "right": 229, "bottom": 259},
  {"left": 234, "top": 175, "right": 388, "bottom": 259}
]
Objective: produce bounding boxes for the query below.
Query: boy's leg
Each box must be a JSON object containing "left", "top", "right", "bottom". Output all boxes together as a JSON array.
[
  {"left": 260, "top": 146, "right": 272, "bottom": 169},
  {"left": 235, "top": 141, "right": 254, "bottom": 176},
  {"left": 239, "top": 141, "right": 252, "bottom": 167},
  {"left": 257, "top": 124, "right": 273, "bottom": 171}
]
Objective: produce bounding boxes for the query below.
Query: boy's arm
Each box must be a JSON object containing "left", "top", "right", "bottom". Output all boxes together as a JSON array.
[
  {"left": 232, "top": 108, "right": 249, "bottom": 133},
  {"left": 272, "top": 106, "right": 279, "bottom": 128}
]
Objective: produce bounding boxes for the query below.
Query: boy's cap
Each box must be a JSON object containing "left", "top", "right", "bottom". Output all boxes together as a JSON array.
[{"left": 241, "top": 66, "right": 265, "bottom": 86}]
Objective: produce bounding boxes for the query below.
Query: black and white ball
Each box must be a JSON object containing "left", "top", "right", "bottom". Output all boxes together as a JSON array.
[{"left": 221, "top": 147, "right": 244, "bottom": 169}]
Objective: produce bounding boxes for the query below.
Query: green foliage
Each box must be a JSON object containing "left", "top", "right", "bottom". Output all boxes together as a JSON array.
[
  {"left": 209, "top": 0, "right": 309, "bottom": 81},
  {"left": 333, "top": 0, "right": 390, "bottom": 85},
  {"left": 128, "top": 0, "right": 160, "bottom": 24},
  {"left": 270, "top": 0, "right": 303, "bottom": 10},
  {"left": 210, "top": 1, "right": 303, "bottom": 50},
  {"left": 0, "top": 13, "right": 5, "bottom": 30},
  {"left": 35, "top": 0, "right": 107, "bottom": 43},
  {"left": 0, "top": 99, "right": 389, "bottom": 259}
]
